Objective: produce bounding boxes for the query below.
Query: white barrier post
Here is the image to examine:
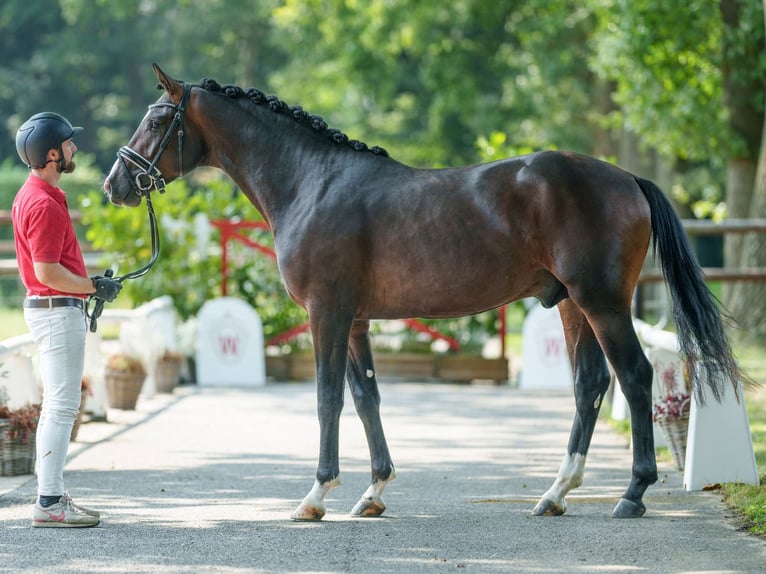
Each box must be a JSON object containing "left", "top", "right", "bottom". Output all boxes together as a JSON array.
[
  {"left": 518, "top": 303, "right": 573, "bottom": 390},
  {"left": 196, "top": 297, "right": 266, "bottom": 387},
  {"left": 683, "top": 380, "right": 759, "bottom": 490}
]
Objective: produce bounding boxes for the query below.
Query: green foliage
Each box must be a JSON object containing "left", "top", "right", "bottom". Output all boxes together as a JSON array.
[
  {"left": 591, "top": 0, "right": 765, "bottom": 162},
  {"left": 0, "top": 0, "right": 287, "bottom": 172},
  {"left": 271, "top": 0, "right": 602, "bottom": 166}
]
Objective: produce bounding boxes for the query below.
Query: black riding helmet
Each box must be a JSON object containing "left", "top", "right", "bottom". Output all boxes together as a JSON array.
[{"left": 15, "top": 112, "right": 83, "bottom": 169}]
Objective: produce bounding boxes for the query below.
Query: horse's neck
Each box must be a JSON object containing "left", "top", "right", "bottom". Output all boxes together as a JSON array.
[{"left": 203, "top": 106, "right": 328, "bottom": 225}]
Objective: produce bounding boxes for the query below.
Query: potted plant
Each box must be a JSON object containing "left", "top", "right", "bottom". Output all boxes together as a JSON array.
[
  {"left": 652, "top": 362, "right": 691, "bottom": 471},
  {"left": 154, "top": 349, "right": 183, "bottom": 393},
  {"left": 0, "top": 385, "right": 40, "bottom": 476},
  {"left": 104, "top": 353, "right": 147, "bottom": 410}
]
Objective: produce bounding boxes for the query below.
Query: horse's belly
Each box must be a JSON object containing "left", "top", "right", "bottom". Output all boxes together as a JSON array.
[{"left": 363, "top": 259, "right": 532, "bottom": 319}]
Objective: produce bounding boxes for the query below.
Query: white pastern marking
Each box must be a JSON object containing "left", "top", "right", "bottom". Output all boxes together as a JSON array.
[
  {"left": 301, "top": 477, "right": 341, "bottom": 507},
  {"left": 542, "top": 453, "right": 586, "bottom": 505},
  {"left": 361, "top": 468, "right": 396, "bottom": 501}
]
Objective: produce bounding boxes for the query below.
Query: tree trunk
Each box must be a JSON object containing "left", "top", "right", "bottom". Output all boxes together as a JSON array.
[
  {"left": 719, "top": 0, "right": 766, "bottom": 338},
  {"left": 730, "top": 120, "right": 766, "bottom": 341}
]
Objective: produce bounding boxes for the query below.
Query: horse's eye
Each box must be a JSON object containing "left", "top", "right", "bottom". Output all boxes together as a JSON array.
[{"left": 149, "top": 120, "right": 160, "bottom": 131}]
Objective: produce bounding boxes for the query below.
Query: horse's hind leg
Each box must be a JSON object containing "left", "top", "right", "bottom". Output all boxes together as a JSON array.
[
  {"left": 346, "top": 320, "right": 395, "bottom": 516},
  {"left": 588, "top": 311, "right": 656, "bottom": 518},
  {"left": 533, "top": 300, "right": 612, "bottom": 516}
]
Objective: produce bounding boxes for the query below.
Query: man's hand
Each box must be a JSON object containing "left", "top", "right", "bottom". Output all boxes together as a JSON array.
[{"left": 90, "top": 275, "right": 122, "bottom": 302}]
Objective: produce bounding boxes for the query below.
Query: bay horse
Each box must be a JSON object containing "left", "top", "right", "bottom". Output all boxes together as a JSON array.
[{"left": 104, "top": 64, "right": 742, "bottom": 521}]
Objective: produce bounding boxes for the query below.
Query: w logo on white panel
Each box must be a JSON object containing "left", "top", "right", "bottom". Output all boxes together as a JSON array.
[
  {"left": 197, "top": 297, "right": 265, "bottom": 386},
  {"left": 519, "top": 303, "right": 573, "bottom": 390}
]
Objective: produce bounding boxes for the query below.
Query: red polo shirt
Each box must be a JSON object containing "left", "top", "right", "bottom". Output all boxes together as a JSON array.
[{"left": 12, "top": 173, "right": 88, "bottom": 297}]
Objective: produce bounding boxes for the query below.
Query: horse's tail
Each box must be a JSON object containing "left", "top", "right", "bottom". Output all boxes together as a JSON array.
[{"left": 635, "top": 176, "right": 744, "bottom": 403}]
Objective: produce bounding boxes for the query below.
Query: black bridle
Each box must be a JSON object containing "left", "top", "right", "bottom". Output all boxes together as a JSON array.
[
  {"left": 116, "top": 82, "right": 192, "bottom": 197},
  {"left": 88, "top": 82, "right": 192, "bottom": 332}
]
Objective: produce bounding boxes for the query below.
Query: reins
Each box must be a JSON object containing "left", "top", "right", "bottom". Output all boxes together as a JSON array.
[{"left": 87, "top": 83, "right": 191, "bottom": 332}]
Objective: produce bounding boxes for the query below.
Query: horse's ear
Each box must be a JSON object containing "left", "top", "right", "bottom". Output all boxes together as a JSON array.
[{"left": 152, "top": 63, "right": 182, "bottom": 97}]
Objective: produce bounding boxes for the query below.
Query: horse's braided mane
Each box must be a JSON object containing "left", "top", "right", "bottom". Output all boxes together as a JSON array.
[{"left": 197, "top": 77, "right": 389, "bottom": 158}]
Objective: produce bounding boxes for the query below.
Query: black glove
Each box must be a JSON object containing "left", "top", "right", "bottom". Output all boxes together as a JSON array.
[{"left": 90, "top": 275, "right": 122, "bottom": 302}]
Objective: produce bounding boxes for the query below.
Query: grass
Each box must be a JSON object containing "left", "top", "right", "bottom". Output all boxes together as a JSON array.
[{"left": 721, "top": 380, "right": 766, "bottom": 537}]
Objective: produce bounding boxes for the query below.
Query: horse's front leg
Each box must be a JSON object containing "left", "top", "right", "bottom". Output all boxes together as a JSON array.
[
  {"left": 533, "top": 302, "right": 612, "bottom": 516},
  {"left": 346, "top": 320, "right": 395, "bottom": 517},
  {"left": 291, "top": 310, "right": 354, "bottom": 522}
]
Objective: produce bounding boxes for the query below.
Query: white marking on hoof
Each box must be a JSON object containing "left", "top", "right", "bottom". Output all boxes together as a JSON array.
[
  {"left": 366, "top": 369, "right": 374, "bottom": 378},
  {"left": 538, "top": 453, "right": 586, "bottom": 512},
  {"left": 290, "top": 478, "right": 340, "bottom": 521},
  {"left": 351, "top": 470, "right": 395, "bottom": 517}
]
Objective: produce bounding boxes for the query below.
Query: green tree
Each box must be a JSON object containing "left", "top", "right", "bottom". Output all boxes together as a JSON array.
[
  {"left": 719, "top": 0, "right": 766, "bottom": 338},
  {"left": 0, "top": 0, "right": 287, "bottom": 172},
  {"left": 271, "top": 0, "right": 608, "bottom": 166}
]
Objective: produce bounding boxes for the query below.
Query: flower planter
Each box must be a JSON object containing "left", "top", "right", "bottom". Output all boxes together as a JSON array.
[
  {"left": 154, "top": 355, "right": 182, "bottom": 393},
  {"left": 265, "top": 353, "right": 508, "bottom": 383},
  {"left": 657, "top": 412, "right": 689, "bottom": 471},
  {"left": 0, "top": 419, "right": 36, "bottom": 476},
  {"left": 105, "top": 369, "right": 146, "bottom": 410}
]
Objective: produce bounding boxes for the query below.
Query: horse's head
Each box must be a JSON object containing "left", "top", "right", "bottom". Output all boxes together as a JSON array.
[{"left": 104, "top": 64, "right": 204, "bottom": 207}]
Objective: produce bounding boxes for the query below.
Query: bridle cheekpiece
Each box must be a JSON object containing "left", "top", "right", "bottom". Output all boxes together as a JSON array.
[{"left": 116, "top": 82, "right": 192, "bottom": 197}]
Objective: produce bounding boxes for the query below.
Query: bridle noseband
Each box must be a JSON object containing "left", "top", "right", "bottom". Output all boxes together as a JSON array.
[{"left": 116, "top": 82, "right": 192, "bottom": 197}]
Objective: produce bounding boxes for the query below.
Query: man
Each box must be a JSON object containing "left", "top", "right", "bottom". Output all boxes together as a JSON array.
[{"left": 13, "top": 112, "right": 122, "bottom": 528}]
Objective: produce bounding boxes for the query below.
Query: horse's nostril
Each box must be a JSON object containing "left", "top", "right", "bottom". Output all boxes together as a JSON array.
[{"left": 103, "top": 179, "right": 111, "bottom": 194}]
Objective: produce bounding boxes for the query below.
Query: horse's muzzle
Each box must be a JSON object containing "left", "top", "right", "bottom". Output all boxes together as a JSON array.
[{"left": 103, "top": 176, "right": 141, "bottom": 207}]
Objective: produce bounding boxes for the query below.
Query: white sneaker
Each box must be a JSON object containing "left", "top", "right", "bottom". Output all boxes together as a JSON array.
[{"left": 32, "top": 496, "right": 100, "bottom": 528}]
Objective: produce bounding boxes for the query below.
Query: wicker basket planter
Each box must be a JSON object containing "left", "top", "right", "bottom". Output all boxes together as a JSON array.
[
  {"left": 154, "top": 353, "right": 182, "bottom": 394},
  {"left": 657, "top": 413, "right": 689, "bottom": 471},
  {"left": 104, "top": 354, "right": 147, "bottom": 410},
  {"left": 105, "top": 370, "right": 146, "bottom": 410},
  {"left": 657, "top": 412, "right": 689, "bottom": 470},
  {"left": 0, "top": 419, "right": 37, "bottom": 476},
  {"left": 652, "top": 361, "right": 691, "bottom": 472}
]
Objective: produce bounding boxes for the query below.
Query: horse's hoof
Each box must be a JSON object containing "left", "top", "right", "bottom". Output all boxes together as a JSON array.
[
  {"left": 351, "top": 497, "right": 386, "bottom": 517},
  {"left": 531, "top": 498, "right": 566, "bottom": 516},
  {"left": 612, "top": 498, "right": 646, "bottom": 518},
  {"left": 290, "top": 503, "right": 326, "bottom": 521}
]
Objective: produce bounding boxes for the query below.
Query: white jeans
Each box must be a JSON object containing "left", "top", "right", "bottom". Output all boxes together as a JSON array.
[{"left": 24, "top": 306, "right": 86, "bottom": 497}]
